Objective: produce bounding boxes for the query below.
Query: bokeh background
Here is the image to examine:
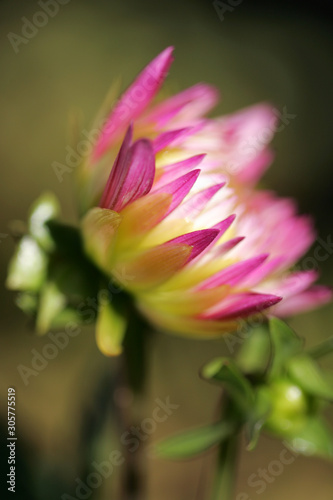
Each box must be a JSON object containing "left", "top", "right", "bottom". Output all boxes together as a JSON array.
[{"left": 1, "top": 0, "right": 333, "bottom": 498}]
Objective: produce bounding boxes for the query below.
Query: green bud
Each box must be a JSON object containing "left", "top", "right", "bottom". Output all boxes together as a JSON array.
[{"left": 261, "top": 379, "right": 309, "bottom": 435}]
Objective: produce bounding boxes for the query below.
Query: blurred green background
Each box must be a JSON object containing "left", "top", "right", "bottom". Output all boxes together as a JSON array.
[{"left": 1, "top": 0, "right": 333, "bottom": 498}]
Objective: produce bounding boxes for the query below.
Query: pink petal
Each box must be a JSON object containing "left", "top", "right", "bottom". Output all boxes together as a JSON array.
[
  {"left": 194, "top": 195, "right": 236, "bottom": 228},
  {"left": 199, "top": 254, "right": 268, "bottom": 290},
  {"left": 169, "top": 183, "right": 225, "bottom": 221},
  {"left": 213, "top": 236, "right": 245, "bottom": 257},
  {"left": 93, "top": 47, "right": 174, "bottom": 160},
  {"left": 153, "top": 127, "right": 196, "bottom": 153},
  {"left": 240, "top": 256, "right": 286, "bottom": 288},
  {"left": 274, "top": 286, "right": 332, "bottom": 316},
  {"left": 237, "top": 148, "right": 274, "bottom": 185},
  {"left": 220, "top": 103, "right": 278, "bottom": 148},
  {"left": 213, "top": 214, "right": 236, "bottom": 233},
  {"left": 234, "top": 191, "right": 316, "bottom": 267},
  {"left": 141, "top": 83, "right": 219, "bottom": 128},
  {"left": 269, "top": 270, "right": 318, "bottom": 298},
  {"left": 154, "top": 169, "right": 200, "bottom": 217},
  {"left": 184, "top": 214, "right": 237, "bottom": 266},
  {"left": 99, "top": 125, "right": 133, "bottom": 208},
  {"left": 202, "top": 292, "right": 282, "bottom": 320},
  {"left": 273, "top": 216, "right": 315, "bottom": 265},
  {"left": 193, "top": 215, "right": 237, "bottom": 263},
  {"left": 153, "top": 155, "right": 205, "bottom": 190},
  {"left": 164, "top": 229, "right": 220, "bottom": 263},
  {"left": 100, "top": 129, "right": 155, "bottom": 212},
  {"left": 162, "top": 154, "right": 206, "bottom": 173}
]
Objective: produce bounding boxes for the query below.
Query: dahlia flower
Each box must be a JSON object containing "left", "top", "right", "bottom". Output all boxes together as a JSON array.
[{"left": 80, "top": 47, "right": 331, "bottom": 347}]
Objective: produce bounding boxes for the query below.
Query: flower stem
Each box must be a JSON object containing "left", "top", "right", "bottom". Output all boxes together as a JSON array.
[
  {"left": 210, "top": 396, "right": 240, "bottom": 500},
  {"left": 117, "top": 305, "right": 151, "bottom": 500},
  {"left": 211, "top": 433, "right": 239, "bottom": 500}
]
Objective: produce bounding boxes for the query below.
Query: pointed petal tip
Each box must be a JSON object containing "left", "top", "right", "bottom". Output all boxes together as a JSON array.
[
  {"left": 151, "top": 46, "right": 175, "bottom": 79},
  {"left": 122, "top": 123, "right": 133, "bottom": 145},
  {"left": 199, "top": 254, "right": 270, "bottom": 291},
  {"left": 202, "top": 292, "right": 283, "bottom": 321},
  {"left": 187, "top": 153, "right": 206, "bottom": 165},
  {"left": 213, "top": 213, "right": 237, "bottom": 233},
  {"left": 93, "top": 48, "right": 174, "bottom": 161},
  {"left": 153, "top": 126, "right": 195, "bottom": 152},
  {"left": 267, "top": 294, "right": 283, "bottom": 306},
  {"left": 161, "top": 46, "right": 175, "bottom": 58},
  {"left": 165, "top": 228, "right": 220, "bottom": 264}
]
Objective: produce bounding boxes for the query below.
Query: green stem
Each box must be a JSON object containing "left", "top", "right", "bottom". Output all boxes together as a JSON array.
[
  {"left": 117, "top": 303, "right": 151, "bottom": 500},
  {"left": 211, "top": 397, "right": 240, "bottom": 500},
  {"left": 308, "top": 336, "right": 333, "bottom": 359},
  {"left": 211, "top": 434, "right": 239, "bottom": 500}
]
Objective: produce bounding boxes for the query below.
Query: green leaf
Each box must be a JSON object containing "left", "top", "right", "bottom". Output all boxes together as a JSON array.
[
  {"left": 201, "top": 357, "right": 255, "bottom": 413},
  {"left": 285, "top": 416, "right": 333, "bottom": 459},
  {"left": 268, "top": 318, "right": 302, "bottom": 379},
  {"left": 36, "top": 281, "right": 66, "bottom": 335},
  {"left": 236, "top": 325, "right": 271, "bottom": 376},
  {"left": 155, "top": 422, "right": 235, "bottom": 459},
  {"left": 96, "top": 300, "right": 127, "bottom": 356},
  {"left": 28, "top": 192, "right": 60, "bottom": 251},
  {"left": 6, "top": 236, "right": 47, "bottom": 292},
  {"left": 287, "top": 354, "right": 333, "bottom": 401}
]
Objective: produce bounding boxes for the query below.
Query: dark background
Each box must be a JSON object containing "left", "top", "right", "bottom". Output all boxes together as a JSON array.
[{"left": 1, "top": 0, "right": 333, "bottom": 499}]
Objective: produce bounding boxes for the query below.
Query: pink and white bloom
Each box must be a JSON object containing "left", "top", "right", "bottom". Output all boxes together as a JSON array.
[
  {"left": 81, "top": 47, "right": 331, "bottom": 345},
  {"left": 81, "top": 47, "right": 276, "bottom": 206}
]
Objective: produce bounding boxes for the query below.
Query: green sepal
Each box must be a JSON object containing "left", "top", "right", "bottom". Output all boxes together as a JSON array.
[
  {"left": 284, "top": 416, "right": 333, "bottom": 459},
  {"left": 28, "top": 192, "right": 60, "bottom": 251},
  {"left": 16, "top": 292, "right": 38, "bottom": 316},
  {"left": 46, "top": 220, "right": 85, "bottom": 259},
  {"left": 201, "top": 357, "right": 255, "bottom": 414},
  {"left": 50, "top": 307, "right": 84, "bottom": 328},
  {"left": 268, "top": 318, "right": 303, "bottom": 379},
  {"left": 246, "top": 387, "right": 272, "bottom": 450},
  {"left": 46, "top": 221, "right": 101, "bottom": 301},
  {"left": 236, "top": 324, "right": 271, "bottom": 377},
  {"left": 96, "top": 300, "right": 127, "bottom": 356},
  {"left": 48, "top": 258, "right": 100, "bottom": 304},
  {"left": 6, "top": 236, "right": 47, "bottom": 292},
  {"left": 287, "top": 354, "right": 333, "bottom": 402},
  {"left": 36, "top": 281, "right": 66, "bottom": 335}
]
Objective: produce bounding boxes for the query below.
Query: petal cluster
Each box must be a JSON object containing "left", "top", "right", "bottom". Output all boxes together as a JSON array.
[{"left": 81, "top": 47, "right": 331, "bottom": 338}]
